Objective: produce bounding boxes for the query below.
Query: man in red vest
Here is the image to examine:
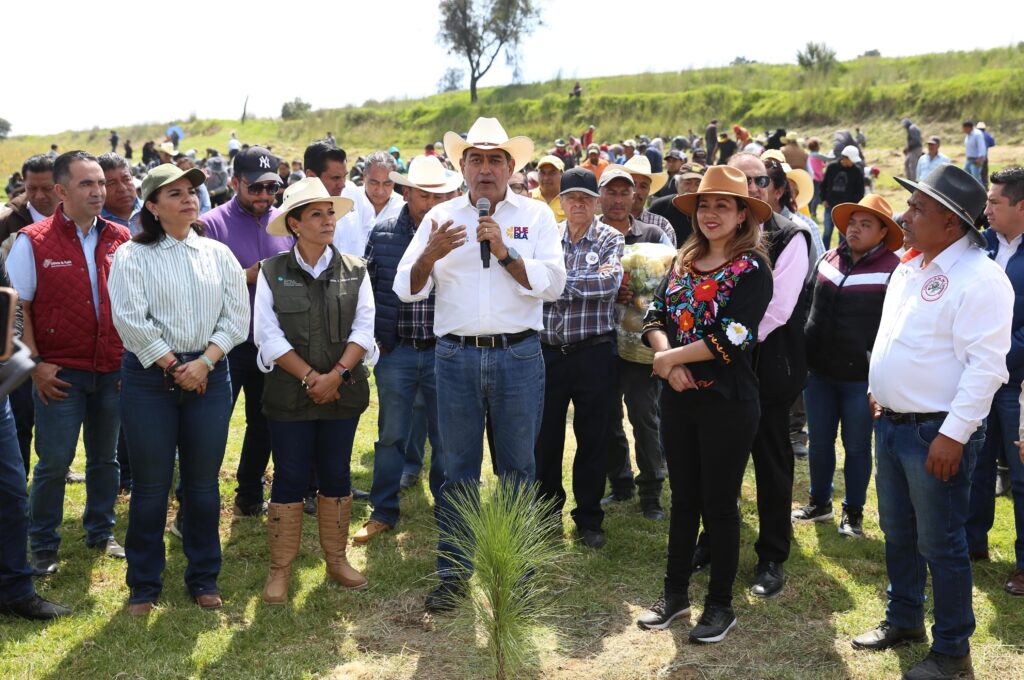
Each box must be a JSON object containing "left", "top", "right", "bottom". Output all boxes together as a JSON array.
[{"left": 7, "top": 151, "right": 130, "bottom": 576}]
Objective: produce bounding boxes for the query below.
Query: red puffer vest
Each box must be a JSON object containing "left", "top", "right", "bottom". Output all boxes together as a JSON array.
[{"left": 22, "top": 204, "right": 130, "bottom": 372}]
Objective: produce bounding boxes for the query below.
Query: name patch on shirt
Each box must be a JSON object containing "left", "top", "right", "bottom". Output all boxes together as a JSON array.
[
  {"left": 506, "top": 226, "right": 529, "bottom": 240},
  {"left": 42, "top": 259, "right": 73, "bottom": 269},
  {"left": 921, "top": 274, "right": 948, "bottom": 302},
  {"left": 277, "top": 276, "right": 304, "bottom": 287}
]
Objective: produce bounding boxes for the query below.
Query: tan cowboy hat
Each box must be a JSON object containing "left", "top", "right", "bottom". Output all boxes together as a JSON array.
[
  {"left": 158, "top": 141, "right": 176, "bottom": 156},
  {"left": 390, "top": 155, "right": 464, "bottom": 194},
  {"left": 785, "top": 168, "right": 814, "bottom": 210},
  {"left": 606, "top": 155, "right": 668, "bottom": 194},
  {"left": 761, "top": 149, "right": 786, "bottom": 164},
  {"left": 831, "top": 194, "right": 903, "bottom": 252},
  {"left": 672, "top": 165, "right": 773, "bottom": 223},
  {"left": 442, "top": 117, "right": 534, "bottom": 172},
  {"left": 266, "top": 177, "right": 354, "bottom": 237}
]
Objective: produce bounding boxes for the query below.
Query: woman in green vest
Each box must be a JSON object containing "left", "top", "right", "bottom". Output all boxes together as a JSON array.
[{"left": 252, "top": 177, "right": 376, "bottom": 604}]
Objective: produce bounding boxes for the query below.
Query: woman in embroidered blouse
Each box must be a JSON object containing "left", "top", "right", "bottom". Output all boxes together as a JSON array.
[{"left": 635, "top": 166, "right": 774, "bottom": 643}]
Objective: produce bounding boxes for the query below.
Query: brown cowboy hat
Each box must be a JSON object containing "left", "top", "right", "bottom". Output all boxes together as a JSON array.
[
  {"left": 831, "top": 194, "right": 903, "bottom": 252},
  {"left": 672, "top": 165, "right": 773, "bottom": 223}
]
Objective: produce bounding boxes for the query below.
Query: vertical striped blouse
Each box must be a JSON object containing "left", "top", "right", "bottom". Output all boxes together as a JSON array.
[{"left": 108, "top": 229, "right": 250, "bottom": 368}]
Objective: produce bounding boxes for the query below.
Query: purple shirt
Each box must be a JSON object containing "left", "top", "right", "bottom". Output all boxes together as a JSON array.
[{"left": 201, "top": 197, "right": 293, "bottom": 341}]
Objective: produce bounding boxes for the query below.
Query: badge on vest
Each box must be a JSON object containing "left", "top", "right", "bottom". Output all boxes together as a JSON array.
[
  {"left": 921, "top": 274, "right": 948, "bottom": 302},
  {"left": 42, "top": 259, "right": 73, "bottom": 269},
  {"left": 276, "top": 276, "right": 304, "bottom": 287}
]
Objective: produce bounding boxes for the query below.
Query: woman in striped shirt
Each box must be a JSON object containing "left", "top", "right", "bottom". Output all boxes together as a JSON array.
[{"left": 108, "top": 164, "right": 249, "bottom": 616}]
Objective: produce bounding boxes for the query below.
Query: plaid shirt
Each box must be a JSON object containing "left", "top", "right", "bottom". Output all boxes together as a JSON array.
[
  {"left": 639, "top": 209, "right": 676, "bottom": 246},
  {"left": 364, "top": 217, "right": 436, "bottom": 342},
  {"left": 542, "top": 217, "right": 624, "bottom": 345}
]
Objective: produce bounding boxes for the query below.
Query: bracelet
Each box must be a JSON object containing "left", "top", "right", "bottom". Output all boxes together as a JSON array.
[
  {"left": 301, "top": 368, "right": 315, "bottom": 390},
  {"left": 199, "top": 355, "right": 215, "bottom": 371}
]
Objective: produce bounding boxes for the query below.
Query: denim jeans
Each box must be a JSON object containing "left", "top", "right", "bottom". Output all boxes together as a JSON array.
[
  {"left": 9, "top": 380, "right": 33, "bottom": 478},
  {"left": 964, "top": 160, "right": 984, "bottom": 183},
  {"left": 875, "top": 415, "right": 983, "bottom": 657},
  {"left": 805, "top": 372, "right": 874, "bottom": 509},
  {"left": 371, "top": 344, "right": 443, "bottom": 527},
  {"left": 268, "top": 418, "right": 358, "bottom": 503},
  {"left": 229, "top": 342, "right": 271, "bottom": 506},
  {"left": 121, "top": 353, "right": 232, "bottom": 604},
  {"left": 967, "top": 384, "right": 1024, "bottom": 569},
  {"left": 0, "top": 397, "right": 35, "bottom": 605},
  {"left": 28, "top": 368, "right": 120, "bottom": 553},
  {"left": 434, "top": 334, "right": 545, "bottom": 578},
  {"left": 403, "top": 390, "right": 428, "bottom": 477}
]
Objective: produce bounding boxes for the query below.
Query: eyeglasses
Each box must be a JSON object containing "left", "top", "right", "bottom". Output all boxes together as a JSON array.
[
  {"left": 244, "top": 181, "right": 282, "bottom": 195},
  {"left": 745, "top": 175, "right": 771, "bottom": 188},
  {"left": 509, "top": 183, "right": 527, "bottom": 192}
]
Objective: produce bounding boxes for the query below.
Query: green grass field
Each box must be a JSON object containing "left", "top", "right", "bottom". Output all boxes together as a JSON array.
[{"left": 2, "top": 385, "right": 1022, "bottom": 679}]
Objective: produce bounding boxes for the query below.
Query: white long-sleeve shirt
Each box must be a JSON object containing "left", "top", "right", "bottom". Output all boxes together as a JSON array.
[
  {"left": 870, "top": 235, "right": 1013, "bottom": 443},
  {"left": 393, "top": 190, "right": 566, "bottom": 337}
]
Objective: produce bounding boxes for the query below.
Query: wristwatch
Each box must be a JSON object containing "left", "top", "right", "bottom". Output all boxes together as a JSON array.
[
  {"left": 498, "top": 247, "right": 520, "bottom": 268},
  {"left": 336, "top": 363, "right": 353, "bottom": 384}
]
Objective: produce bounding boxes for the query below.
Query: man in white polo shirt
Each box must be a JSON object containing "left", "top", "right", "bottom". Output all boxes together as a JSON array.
[
  {"left": 395, "top": 117, "right": 566, "bottom": 613},
  {"left": 855, "top": 165, "right": 1012, "bottom": 680}
]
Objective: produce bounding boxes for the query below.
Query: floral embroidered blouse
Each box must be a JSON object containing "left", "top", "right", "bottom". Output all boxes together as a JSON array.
[{"left": 642, "top": 252, "right": 773, "bottom": 399}]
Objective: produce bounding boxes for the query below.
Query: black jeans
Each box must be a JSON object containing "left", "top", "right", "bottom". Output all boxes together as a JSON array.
[
  {"left": 606, "top": 358, "right": 666, "bottom": 504},
  {"left": 535, "top": 341, "right": 616, "bottom": 531},
  {"left": 750, "top": 399, "right": 795, "bottom": 564},
  {"left": 662, "top": 388, "right": 759, "bottom": 607},
  {"left": 229, "top": 342, "right": 271, "bottom": 506}
]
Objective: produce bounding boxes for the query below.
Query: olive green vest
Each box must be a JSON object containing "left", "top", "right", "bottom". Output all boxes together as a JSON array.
[{"left": 261, "top": 247, "right": 370, "bottom": 421}]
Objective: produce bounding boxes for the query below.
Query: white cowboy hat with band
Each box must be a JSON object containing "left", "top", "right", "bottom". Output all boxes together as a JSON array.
[
  {"left": 442, "top": 117, "right": 534, "bottom": 172},
  {"left": 605, "top": 155, "right": 668, "bottom": 194},
  {"left": 266, "top": 177, "right": 354, "bottom": 237},
  {"left": 390, "top": 155, "right": 464, "bottom": 194}
]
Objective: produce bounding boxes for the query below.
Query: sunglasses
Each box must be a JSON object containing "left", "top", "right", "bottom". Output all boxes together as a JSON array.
[
  {"left": 745, "top": 175, "right": 771, "bottom": 188},
  {"left": 244, "top": 181, "right": 282, "bottom": 195}
]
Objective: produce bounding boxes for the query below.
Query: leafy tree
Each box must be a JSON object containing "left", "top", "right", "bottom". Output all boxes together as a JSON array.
[
  {"left": 281, "top": 97, "right": 312, "bottom": 120},
  {"left": 0, "top": 118, "right": 10, "bottom": 140},
  {"left": 797, "top": 41, "right": 839, "bottom": 75},
  {"left": 438, "top": 0, "right": 542, "bottom": 103},
  {"left": 860, "top": 49, "right": 881, "bottom": 58},
  {"left": 730, "top": 56, "right": 757, "bottom": 66},
  {"left": 438, "top": 67, "right": 465, "bottom": 93}
]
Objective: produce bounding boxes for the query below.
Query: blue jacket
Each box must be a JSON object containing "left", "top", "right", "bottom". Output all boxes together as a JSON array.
[
  {"left": 365, "top": 205, "right": 417, "bottom": 352},
  {"left": 985, "top": 229, "right": 1024, "bottom": 384}
]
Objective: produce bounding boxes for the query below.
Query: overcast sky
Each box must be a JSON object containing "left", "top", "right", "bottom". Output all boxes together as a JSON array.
[{"left": 5, "top": 1, "right": 1020, "bottom": 136}]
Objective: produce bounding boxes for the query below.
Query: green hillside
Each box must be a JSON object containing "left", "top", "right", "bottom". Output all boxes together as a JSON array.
[{"left": 2, "top": 44, "right": 1023, "bottom": 180}]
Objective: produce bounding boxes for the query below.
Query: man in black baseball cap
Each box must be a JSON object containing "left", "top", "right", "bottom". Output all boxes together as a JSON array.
[
  {"left": 535, "top": 166, "right": 624, "bottom": 550},
  {"left": 653, "top": 150, "right": 689, "bottom": 200},
  {"left": 233, "top": 146, "right": 282, "bottom": 187}
]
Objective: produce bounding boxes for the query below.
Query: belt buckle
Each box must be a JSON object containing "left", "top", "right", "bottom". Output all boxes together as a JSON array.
[
  {"left": 559, "top": 343, "right": 571, "bottom": 355},
  {"left": 474, "top": 336, "right": 492, "bottom": 349}
]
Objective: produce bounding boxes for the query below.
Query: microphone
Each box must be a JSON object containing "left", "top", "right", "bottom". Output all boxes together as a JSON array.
[{"left": 477, "top": 197, "right": 492, "bottom": 268}]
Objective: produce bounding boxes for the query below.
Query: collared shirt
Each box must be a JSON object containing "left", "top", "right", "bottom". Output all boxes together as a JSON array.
[
  {"left": 394, "top": 189, "right": 566, "bottom": 337},
  {"left": 331, "top": 183, "right": 374, "bottom": 258},
  {"left": 604, "top": 216, "right": 673, "bottom": 247},
  {"left": 638, "top": 209, "right": 676, "bottom": 246},
  {"left": 531, "top": 187, "right": 566, "bottom": 223},
  {"left": 541, "top": 217, "right": 623, "bottom": 345},
  {"left": 101, "top": 197, "right": 143, "bottom": 232},
  {"left": 27, "top": 202, "right": 47, "bottom": 224},
  {"left": 869, "top": 235, "right": 1013, "bottom": 443},
  {"left": 253, "top": 246, "right": 375, "bottom": 372},
  {"left": 9, "top": 216, "right": 103, "bottom": 317},
  {"left": 916, "top": 152, "right": 951, "bottom": 182},
  {"left": 355, "top": 185, "right": 405, "bottom": 235},
  {"left": 995, "top": 232, "right": 1023, "bottom": 270},
  {"left": 758, "top": 225, "right": 810, "bottom": 341},
  {"left": 108, "top": 229, "right": 250, "bottom": 367},
  {"left": 965, "top": 129, "right": 987, "bottom": 160}
]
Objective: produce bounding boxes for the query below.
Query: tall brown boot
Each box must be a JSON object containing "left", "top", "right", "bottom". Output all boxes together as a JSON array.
[
  {"left": 262, "top": 502, "right": 304, "bottom": 604},
  {"left": 317, "top": 494, "right": 368, "bottom": 590}
]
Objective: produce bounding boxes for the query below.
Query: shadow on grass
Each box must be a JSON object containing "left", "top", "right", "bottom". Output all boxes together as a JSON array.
[{"left": 971, "top": 555, "right": 1024, "bottom": 648}]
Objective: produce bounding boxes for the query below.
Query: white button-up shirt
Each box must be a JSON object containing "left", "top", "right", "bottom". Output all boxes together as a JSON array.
[
  {"left": 994, "top": 232, "right": 1022, "bottom": 270},
  {"left": 869, "top": 235, "right": 1013, "bottom": 443},
  {"left": 394, "top": 189, "right": 566, "bottom": 337},
  {"left": 331, "top": 184, "right": 371, "bottom": 259}
]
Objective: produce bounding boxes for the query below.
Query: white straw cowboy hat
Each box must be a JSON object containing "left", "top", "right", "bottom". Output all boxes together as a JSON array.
[
  {"left": 443, "top": 117, "right": 534, "bottom": 172},
  {"left": 605, "top": 155, "right": 668, "bottom": 194},
  {"left": 785, "top": 167, "right": 815, "bottom": 211},
  {"left": 266, "top": 177, "right": 354, "bottom": 237},
  {"left": 390, "top": 155, "right": 464, "bottom": 194}
]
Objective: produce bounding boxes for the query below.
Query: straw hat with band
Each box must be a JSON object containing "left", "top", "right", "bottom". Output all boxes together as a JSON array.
[
  {"left": 606, "top": 155, "right": 668, "bottom": 194},
  {"left": 785, "top": 167, "right": 814, "bottom": 210},
  {"left": 830, "top": 194, "right": 904, "bottom": 252},
  {"left": 141, "top": 163, "right": 207, "bottom": 205},
  {"left": 672, "top": 166, "right": 773, "bottom": 224},
  {"left": 893, "top": 164, "right": 988, "bottom": 248},
  {"left": 389, "top": 155, "right": 464, "bottom": 194},
  {"left": 267, "top": 177, "right": 354, "bottom": 237},
  {"left": 442, "top": 117, "right": 534, "bottom": 172}
]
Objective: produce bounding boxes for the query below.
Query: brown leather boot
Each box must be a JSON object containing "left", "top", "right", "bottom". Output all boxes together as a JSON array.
[
  {"left": 317, "top": 494, "right": 368, "bottom": 590},
  {"left": 262, "top": 502, "right": 304, "bottom": 604}
]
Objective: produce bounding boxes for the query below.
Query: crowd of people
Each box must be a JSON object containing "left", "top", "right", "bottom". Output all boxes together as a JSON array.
[{"left": 0, "top": 113, "right": 1021, "bottom": 680}]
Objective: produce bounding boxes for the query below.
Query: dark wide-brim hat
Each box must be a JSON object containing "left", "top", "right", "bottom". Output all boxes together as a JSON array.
[{"left": 894, "top": 165, "right": 987, "bottom": 248}]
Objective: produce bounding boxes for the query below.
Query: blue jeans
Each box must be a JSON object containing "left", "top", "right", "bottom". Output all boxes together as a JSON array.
[
  {"left": 967, "top": 384, "right": 1024, "bottom": 569},
  {"left": 805, "top": 372, "right": 873, "bottom": 509},
  {"left": 121, "top": 353, "right": 232, "bottom": 604},
  {"left": 268, "top": 418, "right": 359, "bottom": 503},
  {"left": 29, "top": 368, "right": 120, "bottom": 553},
  {"left": 403, "top": 390, "right": 428, "bottom": 477},
  {"left": 0, "top": 398, "right": 35, "bottom": 605},
  {"left": 371, "top": 344, "right": 443, "bottom": 527},
  {"left": 434, "top": 334, "right": 545, "bottom": 577},
  {"left": 964, "top": 160, "right": 984, "bottom": 182},
  {"left": 875, "top": 416, "right": 983, "bottom": 657}
]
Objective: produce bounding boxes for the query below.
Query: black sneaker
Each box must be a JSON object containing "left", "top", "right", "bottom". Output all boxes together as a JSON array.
[
  {"left": 838, "top": 507, "right": 864, "bottom": 538},
  {"left": 791, "top": 440, "right": 808, "bottom": 459},
  {"left": 691, "top": 543, "right": 711, "bottom": 572},
  {"left": 30, "top": 550, "right": 58, "bottom": 577},
  {"left": 903, "top": 651, "right": 974, "bottom": 679},
  {"left": 791, "top": 501, "right": 833, "bottom": 522},
  {"left": 0, "top": 594, "right": 72, "bottom": 620},
  {"left": 750, "top": 562, "right": 784, "bottom": 599},
  {"left": 640, "top": 501, "right": 665, "bottom": 521},
  {"left": 351, "top": 487, "right": 371, "bottom": 501},
  {"left": 851, "top": 620, "right": 927, "bottom": 651},
  {"left": 577, "top": 528, "right": 607, "bottom": 549},
  {"left": 600, "top": 491, "right": 634, "bottom": 507},
  {"left": 688, "top": 605, "right": 737, "bottom": 644},
  {"left": 637, "top": 591, "right": 691, "bottom": 631},
  {"left": 424, "top": 578, "right": 468, "bottom": 613},
  {"left": 233, "top": 499, "right": 267, "bottom": 517}
]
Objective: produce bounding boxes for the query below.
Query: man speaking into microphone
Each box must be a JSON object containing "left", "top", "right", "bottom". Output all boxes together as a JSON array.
[{"left": 395, "top": 118, "right": 566, "bottom": 612}]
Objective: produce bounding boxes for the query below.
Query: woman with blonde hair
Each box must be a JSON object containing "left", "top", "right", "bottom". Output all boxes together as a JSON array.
[{"left": 636, "top": 165, "right": 774, "bottom": 643}]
